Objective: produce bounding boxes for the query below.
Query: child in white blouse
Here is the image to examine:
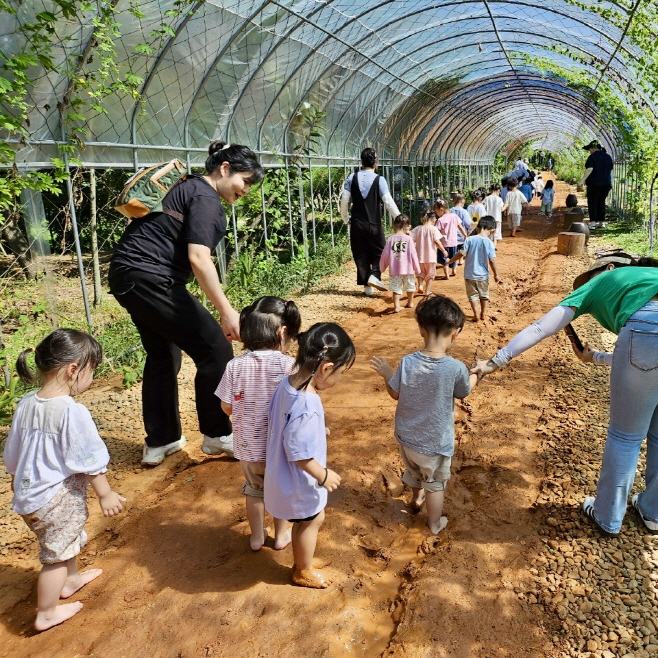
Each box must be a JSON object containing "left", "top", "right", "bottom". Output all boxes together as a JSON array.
[{"left": 3, "top": 329, "right": 125, "bottom": 632}]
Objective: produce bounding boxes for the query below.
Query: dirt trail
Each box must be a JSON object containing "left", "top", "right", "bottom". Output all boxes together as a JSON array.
[{"left": 1, "top": 179, "right": 597, "bottom": 658}]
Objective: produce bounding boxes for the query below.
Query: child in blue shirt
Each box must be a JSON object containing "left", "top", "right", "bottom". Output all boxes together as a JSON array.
[
  {"left": 541, "top": 180, "right": 555, "bottom": 216},
  {"left": 449, "top": 216, "right": 501, "bottom": 322}
]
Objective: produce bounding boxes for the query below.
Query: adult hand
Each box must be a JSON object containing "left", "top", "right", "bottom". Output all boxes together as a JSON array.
[
  {"left": 470, "top": 359, "right": 499, "bottom": 380},
  {"left": 572, "top": 341, "right": 595, "bottom": 363},
  {"left": 221, "top": 307, "right": 241, "bottom": 342}
]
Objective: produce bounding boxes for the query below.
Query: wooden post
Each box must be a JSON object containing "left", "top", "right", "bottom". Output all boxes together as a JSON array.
[
  {"left": 89, "top": 169, "right": 102, "bottom": 307},
  {"left": 557, "top": 232, "right": 586, "bottom": 256}
]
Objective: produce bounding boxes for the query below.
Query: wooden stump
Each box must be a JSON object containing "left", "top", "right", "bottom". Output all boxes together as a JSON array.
[{"left": 557, "top": 232, "right": 586, "bottom": 256}]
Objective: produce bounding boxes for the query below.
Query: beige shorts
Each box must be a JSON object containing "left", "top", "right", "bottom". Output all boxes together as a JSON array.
[
  {"left": 399, "top": 444, "right": 451, "bottom": 492},
  {"left": 508, "top": 213, "right": 522, "bottom": 228},
  {"left": 240, "top": 460, "right": 265, "bottom": 497},
  {"left": 389, "top": 274, "right": 417, "bottom": 295},
  {"left": 22, "top": 474, "right": 89, "bottom": 564},
  {"left": 465, "top": 278, "right": 490, "bottom": 301}
]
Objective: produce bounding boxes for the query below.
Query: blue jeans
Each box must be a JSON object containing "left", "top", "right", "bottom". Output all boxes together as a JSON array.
[{"left": 593, "top": 301, "right": 658, "bottom": 533}]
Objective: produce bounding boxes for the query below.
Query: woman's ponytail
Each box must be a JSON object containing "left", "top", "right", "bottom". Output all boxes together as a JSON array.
[
  {"left": 283, "top": 300, "right": 301, "bottom": 340},
  {"left": 16, "top": 348, "right": 36, "bottom": 386}
]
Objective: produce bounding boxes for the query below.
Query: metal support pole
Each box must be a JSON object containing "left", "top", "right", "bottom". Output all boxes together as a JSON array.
[
  {"left": 64, "top": 160, "right": 93, "bottom": 328},
  {"left": 260, "top": 174, "right": 269, "bottom": 257},
  {"left": 89, "top": 168, "right": 102, "bottom": 307},
  {"left": 327, "top": 159, "right": 335, "bottom": 247},
  {"left": 231, "top": 203, "right": 239, "bottom": 259},
  {"left": 309, "top": 156, "right": 317, "bottom": 253},
  {"left": 215, "top": 239, "right": 227, "bottom": 284},
  {"left": 297, "top": 165, "right": 308, "bottom": 259},
  {"left": 285, "top": 158, "right": 295, "bottom": 256}
]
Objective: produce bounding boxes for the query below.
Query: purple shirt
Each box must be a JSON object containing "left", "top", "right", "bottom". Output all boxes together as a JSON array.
[
  {"left": 380, "top": 233, "right": 420, "bottom": 276},
  {"left": 264, "top": 377, "right": 327, "bottom": 520}
]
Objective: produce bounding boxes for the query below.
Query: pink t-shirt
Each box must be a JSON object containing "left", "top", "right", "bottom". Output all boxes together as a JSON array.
[
  {"left": 436, "top": 212, "right": 462, "bottom": 248},
  {"left": 380, "top": 233, "right": 420, "bottom": 276},
  {"left": 215, "top": 350, "right": 295, "bottom": 461},
  {"left": 411, "top": 224, "right": 444, "bottom": 264}
]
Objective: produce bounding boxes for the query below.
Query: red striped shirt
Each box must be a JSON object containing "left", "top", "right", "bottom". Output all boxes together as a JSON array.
[{"left": 215, "top": 351, "right": 295, "bottom": 461}]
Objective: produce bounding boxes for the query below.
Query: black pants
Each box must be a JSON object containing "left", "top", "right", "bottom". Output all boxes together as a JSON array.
[
  {"left": 350, "top": 221, "right": 385, "bottom": 286},
  {"left": 109, "top": 269, "right": 233, "bottom": 448},
  {"left": 586, "top": 184, "right": 612, "bottom": 224}
]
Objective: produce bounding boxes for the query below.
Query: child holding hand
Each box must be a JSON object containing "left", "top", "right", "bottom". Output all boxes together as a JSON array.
[
  {"left": 449, "top": 216, "right": 501, "bottom": 322},
  {"left": 370, "top": 296, "right": 477, "bottom": 534},
  {"left": 434, "top": 199, "right": 468, "bottom": 278},
  {"left": 380, "top": 214, "right": 421, "bottom": 312},
  {"left": 3, "top": 329, "right": 125, "bottom": 631},
  {"left": 411, "top": 211, "right": 448, "bottom": 297},
  {"left": 215, "top": 296, "right": 301, "bottom": 552},
  {"left": 265, "top": 323, "right": 355, "bottom": 589}
]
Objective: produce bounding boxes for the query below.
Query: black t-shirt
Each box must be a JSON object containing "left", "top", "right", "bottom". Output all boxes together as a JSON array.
[
  {"left": 110, "top": 175, "right": 226, "bottom": 283},
  {"left": 585, "top": 149, "right": 613, "bottom": 186}
]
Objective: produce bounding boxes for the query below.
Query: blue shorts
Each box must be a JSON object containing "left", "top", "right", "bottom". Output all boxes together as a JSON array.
[{"left": 438, "top": 245, "right": 458, "bottom": 268}]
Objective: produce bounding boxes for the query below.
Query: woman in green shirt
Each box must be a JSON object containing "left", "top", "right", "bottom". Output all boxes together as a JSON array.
[{"left": 472, "top": 254, "right": 658, "bottom": 536}]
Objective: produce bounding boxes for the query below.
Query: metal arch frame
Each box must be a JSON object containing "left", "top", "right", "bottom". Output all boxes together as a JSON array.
[
  {"left": 255, "top": 0, "right": 398, "bottom": 151},
  {"left": 130, "top": 0, "right": 205, "bottom": 152},
  {"left": 358, "top": 23, "right": 638, "bottom": 153},
  {"left": 312, "top": 3, "right": 639, "bottom": 153},
  {"left": 419, "top": 80, "right": 617, "bottom": 159},
  {"left": 412, "top": 75, "right": 617, "bottom": 158},
  {"left": 289, "top": 0, "right": 639, "bottom": 156},
  {"left": 182, "top": 0, "right": 284, "bottom": 151},
  {"left": 221, "top": 0, "right": 335, "bottom": 147}
]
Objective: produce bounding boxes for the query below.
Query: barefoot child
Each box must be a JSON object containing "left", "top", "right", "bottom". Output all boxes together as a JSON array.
[
  {"left": 265, "top": 323, "right": 355, "bottom": 588},
  {"left": 434, "top": 199, "right": 468, "bottom": 278},
  {"left": 215, "top": 296, "right": 301, "bottom": 552},
  {"left": 3, "top": 329, "right": 125, "bottom": 631},
  {"left": 380, "top": 214, "right": 421, "bottom": 312},
  {"left": 540, "top": 179, "right": 555, "bottom": 217},
  {"left": 370, "top": 296, "right": 477, "bottom": 534},
  {"left": 483, "top": 184, "right": 507, "bottom": 244},
  {"left": 505, "top": 178, "right": 528, "bottom": 237},
  {"left": 411, "top": 211, "right": 448, "bottom": 297},
  {"left": 448, "top": 216, "right": 501, "bottom": 322}
]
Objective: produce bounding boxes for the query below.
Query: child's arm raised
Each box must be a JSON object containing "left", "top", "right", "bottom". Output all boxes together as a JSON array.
[
  {"left": 295, "top": 459, "right": 341, "bottom": 492},
  {"left": 369, "top": 356, "right": 399, "bottom": 400},
  {"left": 86, "top": 473, "right": 126, "bottom": 517}
]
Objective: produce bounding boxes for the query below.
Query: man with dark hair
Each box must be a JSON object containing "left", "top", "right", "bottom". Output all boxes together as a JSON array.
[
  {"left": 581, "top": 139, "right": 614, "bottom": 225},
  {"left": 340, "top": 148, "right": 400, "bottom": 296}
]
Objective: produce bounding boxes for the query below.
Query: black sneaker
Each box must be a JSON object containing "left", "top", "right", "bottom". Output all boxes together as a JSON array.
[{"left": 582, "top": 497, "right": 619, "bottom": 537}]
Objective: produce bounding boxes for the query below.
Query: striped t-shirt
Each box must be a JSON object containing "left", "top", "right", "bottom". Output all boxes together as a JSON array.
[{"left": 215, "top": 350, "right": 295, "bottom": 461}]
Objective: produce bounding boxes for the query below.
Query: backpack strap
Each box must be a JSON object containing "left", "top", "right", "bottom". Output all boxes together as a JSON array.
[{"left": 161, "top": 175, "right": 188, "bottom": 222}]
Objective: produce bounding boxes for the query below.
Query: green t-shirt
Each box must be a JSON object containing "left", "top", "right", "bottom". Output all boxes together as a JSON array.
[{"left": 559, "top": 267, "right": 658, "bottom": 334}]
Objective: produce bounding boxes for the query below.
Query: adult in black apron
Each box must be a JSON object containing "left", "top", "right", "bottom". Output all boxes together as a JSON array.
[
  {"left": 108, "top": 142, "right": 264, "bottom": 466},
  {"left": 581, "top": 140, "right": 614, "bottom": 225},
  {"left": 340, "top": 148, "right": 400, "bottom": 295}
]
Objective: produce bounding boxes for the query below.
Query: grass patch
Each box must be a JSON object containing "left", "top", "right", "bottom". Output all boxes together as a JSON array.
[{"left": 590, "top": 220, "right": 651, "bottom": 255}]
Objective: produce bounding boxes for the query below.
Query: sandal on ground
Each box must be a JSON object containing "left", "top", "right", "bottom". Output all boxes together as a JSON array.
[
  {"left": 291, "top": 567, "right": 329, "bottom": 589},
  {"left": 631, "top": 494, "right": 658, "bottom": 533},
  {"left": 581, "top": 497, "right": 619, "bottom": 537}
]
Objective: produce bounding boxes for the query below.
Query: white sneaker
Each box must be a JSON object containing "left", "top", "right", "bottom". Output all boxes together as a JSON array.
[
  {"left": 142, "top": 436, "right": 186, "bottom": 466},
  {"left": 367, "top": 275, "right": 388, "bottom": 291},
  {"left": 202, "top": 433, "right": 235, "bottom": 458},
  {"left": 364, "top": 286, "right": 375, "bottom": 297},
  {"left": 632, "top": 494, "right": 658, "bottom": 533}
]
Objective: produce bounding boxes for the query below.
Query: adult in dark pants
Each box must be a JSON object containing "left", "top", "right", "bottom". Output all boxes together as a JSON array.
[
  {"left": 340, "top": 148, "right": 400, "bottom": 296},
  {"left": 581, "top": 139, "right": 613, "bottom": 225},
  {"left": 109, "top": 142, "right": 264, "bottom": 466}
]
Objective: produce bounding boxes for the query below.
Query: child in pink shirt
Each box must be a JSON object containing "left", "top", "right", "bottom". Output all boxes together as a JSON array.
[
  {"left": 434, "top": 199, "right": 467, "bottom": 279},
  {"left": 380, "top": 214, "right": 421, "bottom": 312},
  {"left": 411, "top": 211, "right": 448, "bottom": 297}
]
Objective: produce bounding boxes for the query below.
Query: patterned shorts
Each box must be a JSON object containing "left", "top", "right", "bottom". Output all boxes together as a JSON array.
[
  {"left": 389, "top": 274, "right": 417, "bottom": 295},
  {"left": 22, "top": 474, "right": 89, "bottom": 564}
]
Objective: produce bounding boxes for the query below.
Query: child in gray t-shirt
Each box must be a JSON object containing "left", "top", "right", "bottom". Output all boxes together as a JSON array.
[{"left": 370, "top": 295, "right": 478, "bottom": 534}]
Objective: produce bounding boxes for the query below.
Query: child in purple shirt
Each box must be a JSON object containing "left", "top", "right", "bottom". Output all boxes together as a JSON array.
[
  {"left": 265, "top": 323, "right": 355, "bottom": 589},
  {"left": 380, "top": 214, "right": 421, "bottom": 312}
]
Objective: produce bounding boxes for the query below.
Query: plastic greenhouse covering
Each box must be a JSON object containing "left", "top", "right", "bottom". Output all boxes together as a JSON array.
[{"left": 3, "top": 0, "right": 652, "bottom": 169}]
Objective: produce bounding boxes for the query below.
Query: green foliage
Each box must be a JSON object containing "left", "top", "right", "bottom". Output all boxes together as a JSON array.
[
  {"left": 0, "top": 375, "right": 21, "bottom": 426},
  {"left": 591, "top": 221, "right": 650, "bottom": 256}
]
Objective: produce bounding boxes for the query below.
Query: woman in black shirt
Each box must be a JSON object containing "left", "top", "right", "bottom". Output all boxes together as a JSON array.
[{"left": 109, "top": 142, "right": 264, "bottom": 466}]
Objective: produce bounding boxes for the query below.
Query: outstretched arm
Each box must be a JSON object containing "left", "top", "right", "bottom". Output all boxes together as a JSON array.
[{"left": 369, "top": 356, "right": 400, "bottom": 400}]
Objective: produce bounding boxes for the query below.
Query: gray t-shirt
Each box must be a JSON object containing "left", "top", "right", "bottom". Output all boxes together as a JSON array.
[{"left": 388, "top": 352, "right": 471, "bottom": 456}]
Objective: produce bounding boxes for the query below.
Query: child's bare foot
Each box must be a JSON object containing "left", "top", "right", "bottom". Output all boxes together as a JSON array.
[
  {"left": 428, "top": 516, "right": 448, "bottom": 535},
  {"left": 60, "top": 569, "right": 103, "bottom": 599},
  {"left": 250, "top": 526, "right": 270, "bottom": 551},
  {"left": 35, "top": 602, "right": 83, "bottom": 631},
  {"left": 450, "top": 272, "right": 456, "bottom": 277},
  {"left": 409, "top": 490, "right": 425, "bottom": 512},
  {"left": 471, "top": 315, "right": 479, "bottom": 323},
  {"left": 292, "top": 567, "right": 329, "bottom": 589},
  {"left": 405, "top": 302, "right": 414, "bottom": 309},
  {"left": 480, "top": 314, "right": 487, "bottom": 322},
  {"left": 274, "top": 526, "right": 292, "bottom": 550}
]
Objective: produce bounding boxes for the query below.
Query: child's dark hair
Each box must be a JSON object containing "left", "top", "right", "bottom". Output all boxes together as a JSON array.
[
  {"left": 239, "top": 296, "right": 301, "bottom": 351},
  {"left": 507, "top": 177, "right": 518, "bottom": 189},
  {"left": 489, "top": 183, "right": 501, "bottom": 192},
  {"left": 415, "top": 295, "right": 465, "bottom": 337},
  {"left": 293, "top": 322, "right": 356, "bottom": 390},
  {"left": 451, "top": 193, "right": 465, "bottom": 205},
  {"left": 544, "top": 179, "right": 554, "bottom": 189},
  {"left": 205, "top": 141, "right": 264, "bottom": 185},
  {"left": 434, "top": 199, "right": 448, "bottom": 212},
  {"left": 16, "top": 329, "right": 103, "bottom": 386},
  {"left": 392, "top": 214, "right": 410, "bottom": 230},
  {"left": 471, "top": 190, "right": 482, "bottom": 202},
  {"left": 477, "top": 216, "right": 496, "bottom": 232},
  {"left": 420, "top": 211, "right": 436, "bottom": 224}
]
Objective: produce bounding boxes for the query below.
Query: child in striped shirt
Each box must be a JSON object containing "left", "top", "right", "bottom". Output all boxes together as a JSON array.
[{"left": 215, "top": 296, "right": 301, "bottom": 551}]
